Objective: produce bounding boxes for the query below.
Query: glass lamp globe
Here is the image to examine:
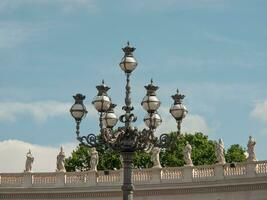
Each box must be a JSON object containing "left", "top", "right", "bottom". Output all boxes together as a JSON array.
[
  {"left": 170, "top": 104, "right": 188, "bottom": 121},
  {"left": 141, "top": 95, "right": 161, "bottom": 113},
  {"left": 103, "top": 112, "right": 118, "bottom": 128},
  {"left": 119, "top": 56, "right": 138, "bottom": 73},
  {"left": 92, "top": 95, "right": 111, "bottom": 113},
  {"left": 70, "top": 94, "right": 88, "bottom": 121},
  {"left": 144, "top": 113, "right": 162, "bottom": 129},
  {"left": 70, "top": 103, "right": 87, "bottom": 121}
]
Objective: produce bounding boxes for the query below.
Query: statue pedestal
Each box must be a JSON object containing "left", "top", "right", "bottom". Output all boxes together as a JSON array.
[
  {"left": 86, "top": 170, "right": 97, "bottom": 186},
  {"left": 214, "top": 164, "right": 224, "bottom": 180},
  {"left": 23, "top": 172, "right": 32, "bottom": 187},
  {"left": 246, "top": 162, "right": 256, "bottom": 178},
  {"left": 151, "top": 167, "right": 162, "bottom": 184},
  {"left": 55, "top": 172, "right": 65, "bottom": 187},
  {"left": 183, "top": 166, "right": 193, "bottom": 182}
]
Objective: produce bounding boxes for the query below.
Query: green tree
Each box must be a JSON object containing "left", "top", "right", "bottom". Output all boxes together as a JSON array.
[
  {"left": 65, "top": 145, "right": 90, "bottom": 172},
  {"left": 160, "top": 132, "right": 217, "bottom": 167},
  {"left": 225, "top": 144, "right": 246, "bottom": 163},
  {"left": 133, "top": 151, "right": 152, "bottom": 169}
]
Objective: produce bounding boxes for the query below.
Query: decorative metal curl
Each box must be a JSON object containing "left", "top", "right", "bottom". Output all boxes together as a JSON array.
[
  {"left": 99, "top": 126, "right": 157, "bottom": 152},
  {"left": 77, "top": 134, "right": 97, "bottom": 148},
  {"left": 156, "top": 133, "right": 170, "bottom": 148},
  {"left": 119, "top": 113, "right": 137, "bottom": 123}
]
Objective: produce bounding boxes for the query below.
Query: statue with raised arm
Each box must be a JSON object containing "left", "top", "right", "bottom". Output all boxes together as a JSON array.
[
  {"left": 183, "top": 141, "right": 193, "bottom": 166},
  {"left": 247, "top": 136, "right": 256, "bottom": 162},
  {"left": 151, "top": 147, "right": 162, "bottom": 168},
  {"left": 216, "top": 138, "right": 226, "bottom": 164},
  {"left": 90, "top": 147, "right": 99, "bottom": 171},
  {"left": 56, "top": 147, "right": 66, "bottom": 172},
  {"left": 24, "top": 149, "right": 34, "bottom": 172}
]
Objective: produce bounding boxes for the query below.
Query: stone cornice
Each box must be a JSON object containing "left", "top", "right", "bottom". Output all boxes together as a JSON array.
[{"left": 1, "top": 177, "right": 267, "bottom": 199}]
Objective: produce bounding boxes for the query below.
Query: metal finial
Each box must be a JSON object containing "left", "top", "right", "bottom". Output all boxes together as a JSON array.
[
  {"left": 144, "top": 79, "right": 159, "bottom": 96},
  {"left": 171, "top": 89, "right": 185, "bottom": 104},
  {"left": 102, "top": 79, "right": 105, "bottom": 85},
  {"left": 73, "top": 93, "right": 86, "bottom": 103},
  {"left": 122, "top": 42, "right": 135, "bottom": 55},
  {"left": 96, "top": 82, "right": 110, "bottom": 96}
]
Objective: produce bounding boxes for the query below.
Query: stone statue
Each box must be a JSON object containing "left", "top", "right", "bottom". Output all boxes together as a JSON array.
[
  {"left": 24, "top": 149, "right": 34, "bottom": 172},
  {"left": 215, "top": 139, "right": 226, "bottom": 164},
  {"left": 247, "top": 136, "right": 256, "bottom": 162},
  {"left": 90, "top": 147, "right": 99, "bottom": 171},
  {"left": 183, "top": 141, "right": 193, "bottom": 166},
  {"left": 151, "top": 147, "right": 162, "bottom": 168},
  {"left": 56, "top": 147, "right": 66, "bottom": 172}
]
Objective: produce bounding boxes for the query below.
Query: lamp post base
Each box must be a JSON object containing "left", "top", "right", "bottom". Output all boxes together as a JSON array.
[{"left": 121, "top": 152, "right": 134, "bottom": 200}]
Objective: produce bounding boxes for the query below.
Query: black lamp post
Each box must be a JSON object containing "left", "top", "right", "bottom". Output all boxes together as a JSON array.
[{"left": 70, "top": 42, "right": 187, "bottom": 200}]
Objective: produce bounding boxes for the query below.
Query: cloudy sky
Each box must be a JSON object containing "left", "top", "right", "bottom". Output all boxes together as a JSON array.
[{"left": 0, "top": 0, "right": 267, "bottom": 172}]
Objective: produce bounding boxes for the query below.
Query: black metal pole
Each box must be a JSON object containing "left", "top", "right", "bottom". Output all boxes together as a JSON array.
[
  {"left": 121, "top": 152, "right": 134, "bottom": 200},
  {"left": 177, "top": 120, "right": 181, "bottom": 136}
]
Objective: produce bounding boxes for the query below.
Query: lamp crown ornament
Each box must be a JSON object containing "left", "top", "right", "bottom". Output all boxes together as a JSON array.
[
  {"left": 95, "top": 80, "right": 110, "bottom": 96},
  {"left": 144, "top": 79, "right": 159, "bottom": 96},
  {"left": 122, "top": 41, "right": 136, "bottom": 56},
  {"left": 73, "top": 93, "right": 86, "bottom": 103},
  {"left": 171, "top": 89, "right": 185, "bottom": 104}
]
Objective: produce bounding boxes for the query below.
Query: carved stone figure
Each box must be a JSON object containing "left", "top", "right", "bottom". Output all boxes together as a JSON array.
[
  {"left": 247, "top": 136, "right": 257, "bottom": 162},
  {"left": 24, "top": 149, "right": 34, "bottom": 172},
  {"left": 90, "top": 147, "right": 99, "bottom": 171},
  {"left": 151, "top": 147, "right": 162, "bottom": 168},
  {"left": 56, "top": 147, "right": 66, "bottom": 172},
  {"left": 183, "top": 141, "right": 193, "bottom": 166},
  {"left": 216, "top": 139, "right": 226, "bottom": 164}
]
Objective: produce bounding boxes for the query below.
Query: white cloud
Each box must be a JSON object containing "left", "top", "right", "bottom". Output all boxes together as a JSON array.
[
  {"left": 0, "top": 101, "right": 95, "bottom": 122},
  {"left": 0, "top": 140, "right": 76, "bottom": 172},
  {"left": 155, "top": 114, "right": 210, "bottom": 135},
  {"left": 183, "top": 114, "right": 211, "bottom": 133},
  {"left": 251, "top": 99, "right": 267, "bottom": 123},
  {"left": 149, "top": 106, "right": 211, "bottom": 135}
]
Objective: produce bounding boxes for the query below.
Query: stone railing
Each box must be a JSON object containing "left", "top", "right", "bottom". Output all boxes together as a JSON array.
[{"left": 0, "top": 160, "right": 266, "bottom": 188}]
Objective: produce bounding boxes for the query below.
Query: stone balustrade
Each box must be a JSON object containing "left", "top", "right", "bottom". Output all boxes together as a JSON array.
[{"left": 0, "top": 160, "right": 266, "bottom": 188}]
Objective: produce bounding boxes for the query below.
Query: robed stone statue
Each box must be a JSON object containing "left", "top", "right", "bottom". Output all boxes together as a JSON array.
[
  {"left": 183, "top": 141, "right": 193, "bottom": 166},
  {"left": 90, "top": 147, "right": 99, "bottom": 171},
  {"left": 56, "top": 147, "right": 66, "bottom": 172},
  {"left": 151, "top": 147, "right": 162, "bottom": 168},
  {"left": 247, "top": 136, "right": 257, "bottom": 162},
  {"left": 216, "top": 139, "right": 226, "bottom": 165},
  {"left": 24, "top": 149, "right": 34, "bottom": 172}
]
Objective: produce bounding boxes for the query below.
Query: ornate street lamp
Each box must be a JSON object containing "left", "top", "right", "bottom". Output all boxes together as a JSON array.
[
  {"left": 170, "top": 89, "right": 188, "bottom": 135},
  {"left": 70, "top": 42, "right": 187, "bottom": 200}
]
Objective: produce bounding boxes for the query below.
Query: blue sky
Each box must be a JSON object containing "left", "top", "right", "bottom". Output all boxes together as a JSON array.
[{"left": 0, "top": 0, "right": 267, "bottom": 172}]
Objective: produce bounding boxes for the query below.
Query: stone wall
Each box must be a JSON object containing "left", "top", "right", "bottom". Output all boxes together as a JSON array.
[{"left": 0, "top": 160, "right": 267, "bottom": 200}]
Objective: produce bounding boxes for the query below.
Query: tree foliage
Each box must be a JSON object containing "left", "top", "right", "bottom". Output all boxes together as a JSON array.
[
  {"left": 225, "top": 144, "right": 246, "bottom": 163},
  {"left": 65, "top": 145, "right": 90, "bottom": 172},
  {"left": 160, "top": 132, "right": 217, "bottom": 167},
  {"left": 65, "top": 132, "right": 246, "bottom": 172}
]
